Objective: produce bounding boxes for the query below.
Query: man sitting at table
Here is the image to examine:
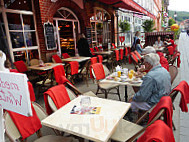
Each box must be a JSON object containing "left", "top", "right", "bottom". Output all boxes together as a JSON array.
[
  {"left": 141, "top": 46, "right": 169, "bottom": 71},
  {"left": 164, "top": 35, "right": 175, "bottom": 47},
  {"left": 129, "top": 53, "right": 171, "bottom": 113},
  {"left": 155, "top": 36, "right": 164, "bottom": 47}
]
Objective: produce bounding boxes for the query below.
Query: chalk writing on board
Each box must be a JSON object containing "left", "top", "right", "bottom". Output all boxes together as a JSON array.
[
  {"left": 0, "top": 72, "right": 32, "bottom": 116},
  {"left": 44, "top": 22, "right": 57, "bottom": 50}
]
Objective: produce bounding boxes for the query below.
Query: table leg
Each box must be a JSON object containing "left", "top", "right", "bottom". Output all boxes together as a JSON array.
[{"left": 125, "top": 86, "right": 128, "bottom": 102}]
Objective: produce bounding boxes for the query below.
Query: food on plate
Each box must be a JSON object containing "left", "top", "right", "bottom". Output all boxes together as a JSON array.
[
  {"left": 133, "top": 78, "right": 138, "bottom": 81},
  {"left": 114, "top": 77, "right": 120, "bottom": 81}
]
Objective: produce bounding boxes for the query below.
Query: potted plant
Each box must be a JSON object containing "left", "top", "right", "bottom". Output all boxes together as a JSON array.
[
  {"left": 142, "top": 19, "right": 155, "bottom": 32},
  {"left": 119, "top": 20, "right": 131, "bottom": 33}
]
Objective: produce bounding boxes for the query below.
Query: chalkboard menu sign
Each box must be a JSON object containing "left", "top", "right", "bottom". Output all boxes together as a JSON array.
[
  {"left": 85, "top": 27, "right": 92, "bottom": 45},
  {"left": 44, "top": 22, "right": 57, "bottom": 50}
]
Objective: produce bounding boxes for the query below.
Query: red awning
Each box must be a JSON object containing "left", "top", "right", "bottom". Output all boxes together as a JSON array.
[{"left": 97, "top": 0, "right": 156, "bottom": 19}]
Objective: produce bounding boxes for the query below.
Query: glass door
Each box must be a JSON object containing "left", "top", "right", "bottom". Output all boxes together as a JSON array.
[{"left": 58, "top": 20, "right": 75, "bottom": 56}]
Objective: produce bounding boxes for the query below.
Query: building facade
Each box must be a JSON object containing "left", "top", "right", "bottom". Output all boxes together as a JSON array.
[{"left": 0, "top": 0, "right": 160, "bottom": 63}]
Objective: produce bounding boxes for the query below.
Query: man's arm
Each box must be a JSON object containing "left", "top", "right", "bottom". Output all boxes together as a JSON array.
[{"left": 133, "top": 75, "right": 155, "bottom": 102}]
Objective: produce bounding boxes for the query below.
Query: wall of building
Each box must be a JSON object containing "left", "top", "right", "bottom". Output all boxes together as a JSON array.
[{"left": 34, "top": 0, "right": 115, "bottom": 61}]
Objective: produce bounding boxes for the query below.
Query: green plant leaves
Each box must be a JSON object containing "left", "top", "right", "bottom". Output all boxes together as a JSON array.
[
  {"left": 119, "top": 20, "right": 131, "bottom": 33},
  {"left": 142, "top": 20, "right": 155, "bottom": 32}
]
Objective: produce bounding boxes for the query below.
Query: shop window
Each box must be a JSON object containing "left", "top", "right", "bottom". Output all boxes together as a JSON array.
[
  {"left": 7, "top": 13, "right": 22, "bottom": 30},
  {"left": 24, "top": 32, "right": 37, "bottom": 47},
  {"left": 4, "top": 0, "right": 32, "bottom": 11},
  {"left": 23, "top": 15, "right": 35, "bottom": 30},
  {"left": 90, "top": 8, "right": 111, "bottom": 47},
  {"left": 10, "top": 32, "right": 25, "bottom": 48}
]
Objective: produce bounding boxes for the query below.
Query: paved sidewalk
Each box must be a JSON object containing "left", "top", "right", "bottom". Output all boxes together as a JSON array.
[{"left": 178, "top": 33, "right": 189, "bottom": 142}]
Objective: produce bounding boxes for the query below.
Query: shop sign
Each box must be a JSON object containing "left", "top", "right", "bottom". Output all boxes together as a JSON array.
[
  {"left": 44, "top": 22, "right": 57, "bottom": 50},
  {"left": 0, "top": 72, "right": 32, "bottom": 116}
]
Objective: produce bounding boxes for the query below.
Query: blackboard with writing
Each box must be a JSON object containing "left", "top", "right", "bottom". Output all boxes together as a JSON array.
[
  {"left": 44, "top": 22, "right": 57, "bottom": 50},
  {"left": 86, "top": 27, "right": 92, "bottom": 45}
]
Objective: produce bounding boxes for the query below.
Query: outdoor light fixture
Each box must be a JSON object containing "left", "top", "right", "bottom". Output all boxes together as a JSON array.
[{"left": 51, "top": 0, "right": 58, "bottom": 2}]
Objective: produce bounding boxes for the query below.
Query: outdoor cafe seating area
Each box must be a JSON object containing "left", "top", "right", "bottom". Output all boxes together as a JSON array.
[{"left": 3, "top": 37, "right": 186, "bottom": 142}]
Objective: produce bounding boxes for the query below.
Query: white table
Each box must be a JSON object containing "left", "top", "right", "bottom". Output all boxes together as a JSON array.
[
  {"left": 93, "top": 51, "right": 113, "bottom": 55},
  {"left": 62, "top": 56, "right": 91, "bottom": 62},
  {"left": 28, "top": 63, "right": 63, "bottom": 71},
  {"left": 42, "top": 96, "right": 131, "bottom": 142},
  {"left": 28, "top": 63, "right": 63, "bottom": 85},
  {"left": 100, "top": 73, "right": 143, "bottom": 102}
]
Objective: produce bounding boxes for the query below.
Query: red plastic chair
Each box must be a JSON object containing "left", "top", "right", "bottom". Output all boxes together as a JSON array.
[
  {"left": 97, "top": 55, "right": 103, "bottom": 63},
  {"left": 62, "top": 53, "right": 70, "bottom": 59},
  {"left": 52, "top": 54, "right": 62, "bottom": 63},
  {"left": 14, "top": 61, "right": 28, "bottom": 73},
  {"left": 90, "top": 57, "right": 98, "bottom": 65},
  {"left": 94, "top": 47, "right": 99, "bottom": 52},
  {"left": 90, "top": 48, "right": 96, "bottom": 56}
]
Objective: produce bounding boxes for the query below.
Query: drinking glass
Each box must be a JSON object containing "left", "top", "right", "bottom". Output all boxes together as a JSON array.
[
  {"left": 128, "top": 73, "right": 133, "bottom": 79},
  {"left": 80, "top": 96, "right": 91, "bottom": 108}
]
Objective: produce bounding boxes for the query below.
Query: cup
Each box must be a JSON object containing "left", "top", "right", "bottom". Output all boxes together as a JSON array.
[
  {"left": 129, "top": 69, "right": 134, "bottom": 74},
  {"left": 128, "top": 73, "right": 133, "bottom": 79},
  {"left": 123, "top": 68, "right": 128, "bottom": 75},
  {"left": 80, "top": 96, "right": 91, "bottom": 108},
  {"left": 117, "top": 71, "right": 121, "bottom": 77}
]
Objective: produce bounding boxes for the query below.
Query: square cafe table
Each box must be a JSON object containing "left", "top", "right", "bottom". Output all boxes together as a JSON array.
[
  {"left": 42, "top": 96, "right": 131, "bottom": 142},
  {"left": 100, "top": 73, "right": 143, "bottom": 102},
  {"left": 61, "top": 56, "right": 91, "bottom": 62},
  {"left": 93, "top": 51, "right": 113, "bottom": 55},
  {"left": 28, "top": 63, "right": 64, "bottom": 85}
]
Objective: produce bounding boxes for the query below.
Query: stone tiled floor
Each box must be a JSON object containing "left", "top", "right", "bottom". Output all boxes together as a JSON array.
[{"left": 5, "top": 54, "right": 182, "bottom": 141}]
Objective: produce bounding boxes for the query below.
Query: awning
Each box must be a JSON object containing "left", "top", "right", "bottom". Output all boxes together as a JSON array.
[{"left": 97, "top": 0, "right": 156, "bottom": 19}]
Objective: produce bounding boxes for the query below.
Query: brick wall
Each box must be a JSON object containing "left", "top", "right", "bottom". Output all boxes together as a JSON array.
[{"left": 35, "top": 0, "right": 115, "bottom": 61}]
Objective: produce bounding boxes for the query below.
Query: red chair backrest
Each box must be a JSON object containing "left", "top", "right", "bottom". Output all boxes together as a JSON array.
[
  {"left": 53, "top": 65, "right": 66, "bottom": 84},
  {"left": 167, "top": 46, "right": 174, "bottom": 55},
  {"left": 115, "top": 50, "right": 119, "bottom": 61},
  {"left": 97, "top": 55, "right": 103, "bottom": 63},
  {"left": 62, "top": 53, "right": 70, "bottom": 59},
  {"left": 94, "top": 47, "right": 99, "bottom": 52},
  {"left": 99, "top": 46, "right": 103, "bottom": 50},
  {"left": 134, "top": 50, "right": 142, "bottom": 60},
  {"left": 91, "top": 63, "right": 105, "bottom": 80},
  {"left": 52, "top": 54, "right": 62, "bottom": 63},
  {"left": 130, "top": 52, "right": 138, "bottom": 63},
  {"left": 90, "top": 57, "right": 98, "bottom": 65},
  {"left": 90, "top": 48, "right": 96, "bottom": 55},
  {"left": 112, "top": 43, "right": 116, "bottom": 49},
  {"left": 120, "top": 49, "right": 124, "bottom": 60},
  {"left": 125, "top": 47, "right": 128, "bottom": 57},
  {"left": 69, "top": 61, "right": 79, "bottom": 75},
  {"left": 14, "top": 61, "right": 28, "bottom": 73}
]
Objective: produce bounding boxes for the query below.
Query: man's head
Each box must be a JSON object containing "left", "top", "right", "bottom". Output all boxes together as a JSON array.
[
  {"left": 144, "top": 53, "right": 160, "bottom": 70},
  {"left": 141, "top": 46, "right": 156, "bottom": 55},
  {"left": 165, "top": 35, "right": 170, "bottom": 41},
  {"left": 135, "top": 31, "right": 140, "bottom": 37},
  {"left": 157, "top": 36, "right": 161, "bottom": 41}
]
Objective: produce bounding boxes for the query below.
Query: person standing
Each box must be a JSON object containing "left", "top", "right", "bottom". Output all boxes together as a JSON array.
[
  {"left": 131, "top": 31, "right": 140, "bottom": 51},
  {"left": 77, "top": 33, "right": 92, "bottom": 57},
  {"left": 135, "top": 39, "right": 143, "bottom": 54}
]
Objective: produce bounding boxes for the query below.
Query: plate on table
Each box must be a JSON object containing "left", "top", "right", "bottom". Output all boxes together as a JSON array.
[{"left": 129, "top": 79, "right": 142, "bottom": 84}]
